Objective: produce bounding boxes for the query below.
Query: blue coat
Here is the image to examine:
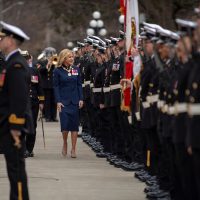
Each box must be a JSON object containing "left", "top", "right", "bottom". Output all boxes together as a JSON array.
[{"left": 53, "top": 66, "right": 83, "bottom": 105}]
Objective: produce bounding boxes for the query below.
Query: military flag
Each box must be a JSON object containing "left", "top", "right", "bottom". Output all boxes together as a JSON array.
[
  {"left": 125, "top": 0, "right": 139, "bottom": 52},
  {"left": 121, "top": 0, "right": 139, "bottom": 113}
]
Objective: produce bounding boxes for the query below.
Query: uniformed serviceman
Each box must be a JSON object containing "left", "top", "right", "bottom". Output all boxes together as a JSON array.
[
  {"left": 38, "top": 47, "right": 58, "bottom": 122},
  {"left": 0, "top": 21, "right": 30, "bottom": 200},
  {"left": 185, "top": 15, "right": 200, "bottom": 200},
  {"left": 21, "top": 50, "right": 44, "bottom": 158}
]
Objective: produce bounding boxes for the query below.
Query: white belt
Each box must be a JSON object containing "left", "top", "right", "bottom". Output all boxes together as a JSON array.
[
  {"left": 151, "top": 94, "right": 159, "bottom": 103},
  {"left": 188, "top": 104, "right": 200, "bottom": 116},
  {"left": 135, "top": 112, "right": 141, "bottom": 121},
  {"left": 175, "top": 103, "right": 187, "bottom": 114},
  {"left": 168, "top": 106, "right": 175, "bottom": 115},
  {"left": 93, "top": 88, "right": 102, "bottom": 93},
  {"left": 90, "top": 83, "right": 94, "bottom": 88},
  {"left": 85, "top": 81, "right": 91, "bottom": 85},
  {"left": 128, "top": 115, "right": 132, "bottom": 124},
  {"left": 157, "top": 100, "right": 164, "bottom": 109},
  {"left": 162, "top": 104, "right": 168, "bottom": 113},
  {"left": 110, "top": 84, "right": 122, "bottom": 90},
  {"left": 103, "top": 87, "right": 111, "bottom": 93},
  {"left": 142, "top": 101, "right": 150, "bottom": 109},
  {"left": 147, "top": 94, "right": 159, "bottom": 104},
  {"left": 82, "top": 83, "right": 85, "bottom": 88}
]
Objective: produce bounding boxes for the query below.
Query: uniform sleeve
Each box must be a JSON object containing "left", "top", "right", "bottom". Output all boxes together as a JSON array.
[
  {"left": 37, "top": 60, "right": 48, "bottom": 74},
  {"left": 53, "top": 68, "right": 61, "bottom": 103},
  {"left": 7, "top": 64, "right": 28, "bottom": 131},
  {"left": 36, "top": 69, "right": 45, "bottom": 104},
  {"left": 77, "top": 68, "right": 83, "bottom": 101}
]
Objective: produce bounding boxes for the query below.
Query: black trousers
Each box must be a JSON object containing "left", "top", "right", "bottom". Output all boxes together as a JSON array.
[
  {"left": 132, "top": 121, "right": 146, "bottom": 163},
  {"left": 174, "top": 143, "right": 198, "bottom": 200},
  {"left": 144, "top": 126, "right": 161, "bottom": 175},
  {"left": 192, "top": 148, "right": 200, "bottom": 200},
  {"left": 98, "top": 107, "right": 112, "bottom": 152},
  {"left": 85, "top": 98, "right": 96, "bottom": 136},
  {"left": 1, "top": 133, "right": 29, "bottom": 200},
  {"left": 158, "top": 137, "right": 175, "bottom": 192},
  {"left": 44, "top": 89, "right": 57, "bottom": 120},
  {"left": 121, "top": 111, "right": 133, "bottom": 162},
  {"left": 80, "top": 103, "right": 89, "bottom": 133},
  {"left": 26, "top": 101, "right": 39, "bottom": 153},
  {"left": 110, "top": 106, "right": 125, "bottom": 157}
]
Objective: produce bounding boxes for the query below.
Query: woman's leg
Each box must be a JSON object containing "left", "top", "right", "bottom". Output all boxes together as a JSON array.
[
  {"left": 62, "top": 131, "right": 68, "bottom": 155},
  {"left": 71, "top": 131, "right": 78, "bottom": 157}
]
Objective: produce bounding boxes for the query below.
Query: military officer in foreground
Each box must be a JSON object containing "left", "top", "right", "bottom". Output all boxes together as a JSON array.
[{"left": 0, "top": 21, "right": 30, "bottom": 200}]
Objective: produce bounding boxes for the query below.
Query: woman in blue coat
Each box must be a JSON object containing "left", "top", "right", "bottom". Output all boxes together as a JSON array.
[{"left": 53, "top": 49, "right": 83, "bottom": 158}]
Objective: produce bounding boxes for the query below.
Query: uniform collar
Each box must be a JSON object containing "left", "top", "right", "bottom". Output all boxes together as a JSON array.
[{"left": 5, "top": 49, "right": 19, "bottom": 61}]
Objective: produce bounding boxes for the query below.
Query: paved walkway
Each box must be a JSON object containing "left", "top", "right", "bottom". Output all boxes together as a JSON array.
[{"left": 0, "top": 122, "right": 146, "bottom": 200}]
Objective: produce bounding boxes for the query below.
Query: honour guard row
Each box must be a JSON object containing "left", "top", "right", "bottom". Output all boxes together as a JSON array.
[{"left": 77, "top": 8, "right": 200, "bottom": 200}]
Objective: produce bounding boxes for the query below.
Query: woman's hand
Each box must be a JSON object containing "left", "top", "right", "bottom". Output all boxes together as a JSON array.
[
  {"left": 57, "top": 102, "right": 64, "bottom": 112},
  {"left": 79, "top": 100, "right": 84, "bottom": 109}
]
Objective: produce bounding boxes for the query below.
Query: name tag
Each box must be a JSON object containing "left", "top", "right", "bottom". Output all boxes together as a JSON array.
[
  {"left": 112, "top": 63, "right": 120, "bottom": 71},
  {"left": 0, "top": 69, "right": 6, "bottom": 87},
  {"left": 31, "top": 75, "right": 38, "bottom": 83}
]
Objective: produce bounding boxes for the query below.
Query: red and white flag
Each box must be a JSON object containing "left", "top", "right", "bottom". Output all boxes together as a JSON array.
[{"left": 125, "top": 0, "right": 139, "bottom": 53}]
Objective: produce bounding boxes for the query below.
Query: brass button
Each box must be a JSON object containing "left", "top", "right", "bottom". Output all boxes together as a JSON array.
[
  {"left": 164, "top": 91, "right": 167, "bottom": 96},
  {"left": 190, "top": 96, "right": 195, "bottom": 103},
  {"left": 185, "top": 89, "right": 190, "bottom": 96},
  {"left": 168, "top": 94, "right": 172, "bottom": 99},
  {"left": 157, "top": 90, "right": 160, "bottom": 93},
  {"left": 192, "top": 82, "right": 198, "bottom": 90}
]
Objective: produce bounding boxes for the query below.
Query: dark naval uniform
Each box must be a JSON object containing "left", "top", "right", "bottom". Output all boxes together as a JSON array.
[
  {"left": 26, "top": 65, "right": 44, "bottom": 156},
  {"left": 0, "top": 50, "right": 30, "bottom": 200},
  {"left": 109, "top": 55, "right": 125, "bottom": 158},
  {"left": 186, "top": 53, "right": 200, "bottom": 200},
  {"left": 38, "top": 61, "right": 57, "bottom": 121}
]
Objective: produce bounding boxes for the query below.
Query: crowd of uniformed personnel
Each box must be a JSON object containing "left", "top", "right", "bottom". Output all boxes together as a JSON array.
[
  {"left": 75, "top": 9, "right": 200, "bottom": 200},
  {"left": 1, "top": 8, "right": 200, "bottom": 200}
]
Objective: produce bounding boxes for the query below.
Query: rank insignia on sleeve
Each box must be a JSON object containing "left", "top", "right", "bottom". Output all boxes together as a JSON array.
[
  {"left": 0, "top": 69, "right": 6, "bottom": 87},
  {"left": 9, "top": 114, "right": 25, "bottom": 125},
  {"left": 38, "top": 96, "right": 45, "bottom": 101}
]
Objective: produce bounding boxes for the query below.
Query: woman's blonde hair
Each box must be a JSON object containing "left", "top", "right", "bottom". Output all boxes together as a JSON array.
[{"left": 57, "top": 49, "right": 73, "bottom": 67}]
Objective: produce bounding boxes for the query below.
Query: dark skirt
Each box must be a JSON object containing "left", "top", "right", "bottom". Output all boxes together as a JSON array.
[{"left": 59, "top": 103, "right": 79, "bottom": 132}]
